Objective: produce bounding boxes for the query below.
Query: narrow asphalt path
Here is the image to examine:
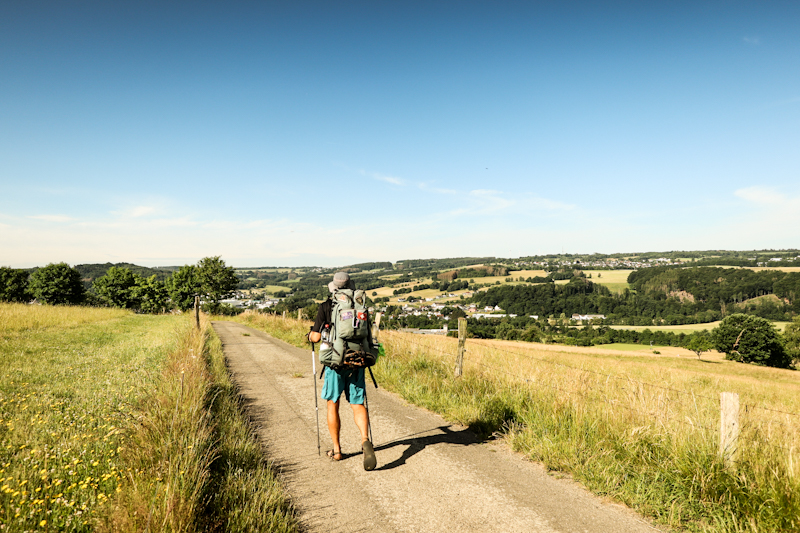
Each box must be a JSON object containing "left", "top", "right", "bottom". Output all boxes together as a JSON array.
[{"left": 213, "top": 321, "right": 664, "bottom": 533}]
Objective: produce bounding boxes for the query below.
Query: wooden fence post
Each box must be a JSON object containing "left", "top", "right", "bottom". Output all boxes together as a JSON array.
[
  {"left": 454, "top": 317, "right": 467, "bottom": 377},
  {"left": 720, "top": 392, "right": 740, "bottom": 467},
  {"left": 297, "top": 308, "right": 302, "bottom": 320},
  {"left": 194, "top": 296, "right": 200, "bottom": 330},
  {"left": 282, "top": 310, "right": 286, "bottom": 319},
  {"left": 373, "top": 312, "right": 382, "bottom": 342}
]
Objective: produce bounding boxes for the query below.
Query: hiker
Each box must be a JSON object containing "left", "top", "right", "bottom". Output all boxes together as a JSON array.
[{"left": 309, "top": 271, "right": 377, "bottom": 470}]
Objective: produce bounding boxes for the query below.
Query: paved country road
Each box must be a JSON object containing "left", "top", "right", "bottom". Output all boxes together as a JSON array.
[{"left": 213, "top": 321, "right": 665, "bottom": 533}]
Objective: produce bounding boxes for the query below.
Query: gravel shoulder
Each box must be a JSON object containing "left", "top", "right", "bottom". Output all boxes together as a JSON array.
[{"left": 212, "top": 320, "right": 665, "bottom": 533}]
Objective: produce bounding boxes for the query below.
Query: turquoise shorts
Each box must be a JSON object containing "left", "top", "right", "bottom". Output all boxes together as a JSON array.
[{"left": 321, "top": 367, "right": 365, "bottom": 404}]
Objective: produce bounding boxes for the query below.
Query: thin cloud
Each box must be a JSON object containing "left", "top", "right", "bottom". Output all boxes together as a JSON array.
[
  {"left": 129, "top": 206, "right": 156, "bottom": 217},
  {"left": 361, "top": 169, "right": 406, "bottom": 186},
  {"left": 27, "top": 215, "right": 74, "bottom": 223},
  {"left": 735, "top": 186, "right": 791, "bottom": 206},
  {"left": 470, "top": 189, "right": 503, "bottom": 197},
  {"left": 728, "top": 187, "right": 800, "bottom": 244},
  {"left": 443, "top": 189, "right": 575, "bottom": 217},
  {"left": 743, "top": 36, "right": 760, "bottom": 45},
  {"left": 418, "top": 182, "right": 457, "bottom": 195},
  {"left": 111, "top": 205, "right": 158, "bottom": 218},
  {"left": 519, "top": 196, "right": 575, "bottom": 211}
]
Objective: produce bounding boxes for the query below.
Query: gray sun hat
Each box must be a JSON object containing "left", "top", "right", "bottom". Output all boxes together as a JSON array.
[{"left": 328, "top": 271, "right": 355, "bottom": 293}]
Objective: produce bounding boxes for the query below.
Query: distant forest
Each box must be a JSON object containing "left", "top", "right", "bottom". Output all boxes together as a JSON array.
[{"left": 473, "top": 267, "right": 800, "bottom": 324}]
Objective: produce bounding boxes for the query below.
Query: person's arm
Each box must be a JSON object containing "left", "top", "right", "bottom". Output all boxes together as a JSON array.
[{"left": 308, "top": 300, "right": 329, "bottom": 343}]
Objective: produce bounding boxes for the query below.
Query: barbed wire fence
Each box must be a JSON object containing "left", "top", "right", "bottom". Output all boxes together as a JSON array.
[{"left": 381, "top": 317, "right": 799, "bottom": 462}]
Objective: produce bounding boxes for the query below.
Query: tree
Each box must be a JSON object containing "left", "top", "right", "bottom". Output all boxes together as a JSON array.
[
  {"left": 685, "top": 332, "right": 713, "bottom": 359},
  {"left": 93, "top": 266, "right": 141, "bottom": 308},
  {"left": 711, "top": 313, "right": 791, "bottom": 368},
  {"left": 0, "top": 267, "right": 30, "bottom": 302},
  {"left": 28, "top": 263, "right": 85, "bottom": 305},
  {"left": 133, "top": 275, "right": 170, "bottom": 313},
  {"left": 196, "top": 256, "right": 238, "bottom": 305},
  {"left": 167, "top": 265, "right": 201, "bottom": 312},
  {"left": 520, "top": 324, "right": 542, "bottom": 342},
  {"left": 450, "top": 308, "right": 467, "bottom": 319},
  {"left": 784, "top": 317, "right": 800, "bottom": 365},
  {"left": 495, "top": 321, "right": 518, "bottom": 340}
]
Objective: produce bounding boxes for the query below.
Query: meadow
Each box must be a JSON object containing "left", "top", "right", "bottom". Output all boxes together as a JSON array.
[
  {"left": 605, "top": 321, "right": 791, "bottom": 333},
  {"left": 372, "top": 267, "right": 631, "bottom": 305},
  {"left": 582, "top": 269, "right": 633, "bottom": 293},
  {"left": 0, "top": 304, "right": 296, "bottom": 533},
  {"left": 237, "top": 311, "right": 800, "bottom": 533}
]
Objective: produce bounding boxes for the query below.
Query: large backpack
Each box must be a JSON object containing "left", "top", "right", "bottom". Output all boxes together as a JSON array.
[{"left": 319, "top": 288, "right": 378, "bottom": 369}]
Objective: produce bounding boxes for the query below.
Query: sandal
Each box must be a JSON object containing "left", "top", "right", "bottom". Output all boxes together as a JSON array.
[
  {"left": 362, "top": 440, "right": 376, "bottom": 471},
  {"left": 326, "top": 449, "right": 342, "bottom": 461}
]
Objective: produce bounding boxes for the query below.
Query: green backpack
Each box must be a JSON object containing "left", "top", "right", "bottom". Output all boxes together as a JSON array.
[{"left": 319, "top": 288, "right": 378, "bottom": 369}]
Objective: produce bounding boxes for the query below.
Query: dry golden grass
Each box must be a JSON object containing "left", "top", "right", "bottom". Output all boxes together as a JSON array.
[
  {"left": 380, "top": 330, "right": 800, "bottom": 456},
  {"left": 606, "top": 321, "right": 791, "bottom": 333},
  {"left": 0, "top": 303, "right": 129, "bottom": 334},
  {"left": 581, "top": 269, "right": 634, "bottom": 283},
  {"left": 708, "top": 266, "right": 800, "bottom": 273},
  {"left": 242, "top": 314, "right": 800, "bottom": 531}
]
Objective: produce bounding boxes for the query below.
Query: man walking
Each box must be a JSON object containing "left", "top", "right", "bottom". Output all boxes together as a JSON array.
[{"left": 309, "top": 271, "right": 377, "bottom": 471}]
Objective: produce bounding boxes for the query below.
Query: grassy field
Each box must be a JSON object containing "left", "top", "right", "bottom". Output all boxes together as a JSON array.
[
  {"left": 374, "top": 267, "right": 630, "bottom": 305},
  {"left": 374, "top": 269, "right": 556, "bottom": 304},
  {"left": 238, "top": 312, "right": 800, "bottom": 532},
  {"left": 241, "top": 285, "right": 291, "bottom": 296},
  {"left": 0, "top": 304, "right": 297, "bottom": 533},
  {"left": 234, "top": 268, "right": 294, "bottom": 273},
  {"left": 706, "top": 266, "right": 800, "bottom": 273},
  {"left": 582, "top": 269, "right": 633, "bottom": 293},
  {"left": 379, "top": 333, "right": 800, "bottom": 532},
  {"left": 606, "top": 321, "right": 791, "bottom": 333}
]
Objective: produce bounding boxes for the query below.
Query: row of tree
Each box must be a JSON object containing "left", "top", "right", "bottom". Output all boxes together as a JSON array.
[{"left": 0, "top": 257, "right": 239, "bottom": 313}]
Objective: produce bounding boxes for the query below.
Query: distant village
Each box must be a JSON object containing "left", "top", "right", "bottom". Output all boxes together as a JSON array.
[{"left": 219, "top": 254, "right": 797, "bottom": 330}]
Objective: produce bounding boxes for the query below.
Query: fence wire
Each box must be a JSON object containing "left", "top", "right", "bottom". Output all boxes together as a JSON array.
[{"left": 384, "top": 330, "right": 798, "bottom": 454}]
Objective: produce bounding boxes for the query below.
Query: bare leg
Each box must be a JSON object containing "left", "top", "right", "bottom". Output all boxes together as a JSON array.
[
  {"left": 327, "top": 400, "right": 341, "bottom": 456},
  {"left": 351, "top": 403, "right": 370, "bottom": 443},
  {"left": 353, "top": 401, "right": 376, "bottom": 470}
]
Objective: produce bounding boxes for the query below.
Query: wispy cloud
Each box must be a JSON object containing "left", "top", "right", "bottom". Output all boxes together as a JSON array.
[
  {"left": 27, "top": 214, "right": 74, "bottom": 223},
  {"left": 734, "top": 186, "right": 796, "bottom": 207},
  {"left": 731, "top": 187, "right": 800, "bottom": 242},
  {"left": 418, "top": 182, "right": 457, "bottom": 195},
  {"left": 743, "top": 36, "right": 760, "bottom": 45},
  {"left": 111, "top": 204, "right": 162, "bottom": 218},
  {"left": 361, "top": 170, "right": 406, "bottom": 186},
  {"left": 442, "top": 189, "right": 575, "bottom": 219},
  {"left": 129, "top": 206, "right": 156, "bottom": 217}
]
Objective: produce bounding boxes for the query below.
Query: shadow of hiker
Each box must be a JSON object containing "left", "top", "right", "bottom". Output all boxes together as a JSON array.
[{"left": 373, "top": 425, "right": 480, "bottom": 471}]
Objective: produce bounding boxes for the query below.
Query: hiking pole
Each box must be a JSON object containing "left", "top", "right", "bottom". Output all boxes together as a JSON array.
[
  {"left": 310, "top": 337, "right": 321, "bottom": 456},
  {"left": 364, "top": 386, "right": 374, "bottom": 444}
]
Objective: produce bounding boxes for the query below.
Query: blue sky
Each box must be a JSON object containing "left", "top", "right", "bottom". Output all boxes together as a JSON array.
[{"left": 1, "top": 1, "right": 798, "bottom": 268}]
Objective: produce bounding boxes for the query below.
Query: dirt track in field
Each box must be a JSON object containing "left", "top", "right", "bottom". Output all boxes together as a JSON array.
[{"left": 212, "top": 321, "right": 664, "bottom": 533}]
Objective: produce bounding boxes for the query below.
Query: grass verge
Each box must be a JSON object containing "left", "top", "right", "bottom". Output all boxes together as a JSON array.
[
  {"left": 0, "top": 304, "right": 181, "bottom": 531},
  {"left": 234, "top": 310, "right": 800, "bottom": 533},
  {"left": 201, "top": 324, "right": 298, "bottom": 532},
  {"left": 0, "top": 304, "right": 297, "bottom": 533}
]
